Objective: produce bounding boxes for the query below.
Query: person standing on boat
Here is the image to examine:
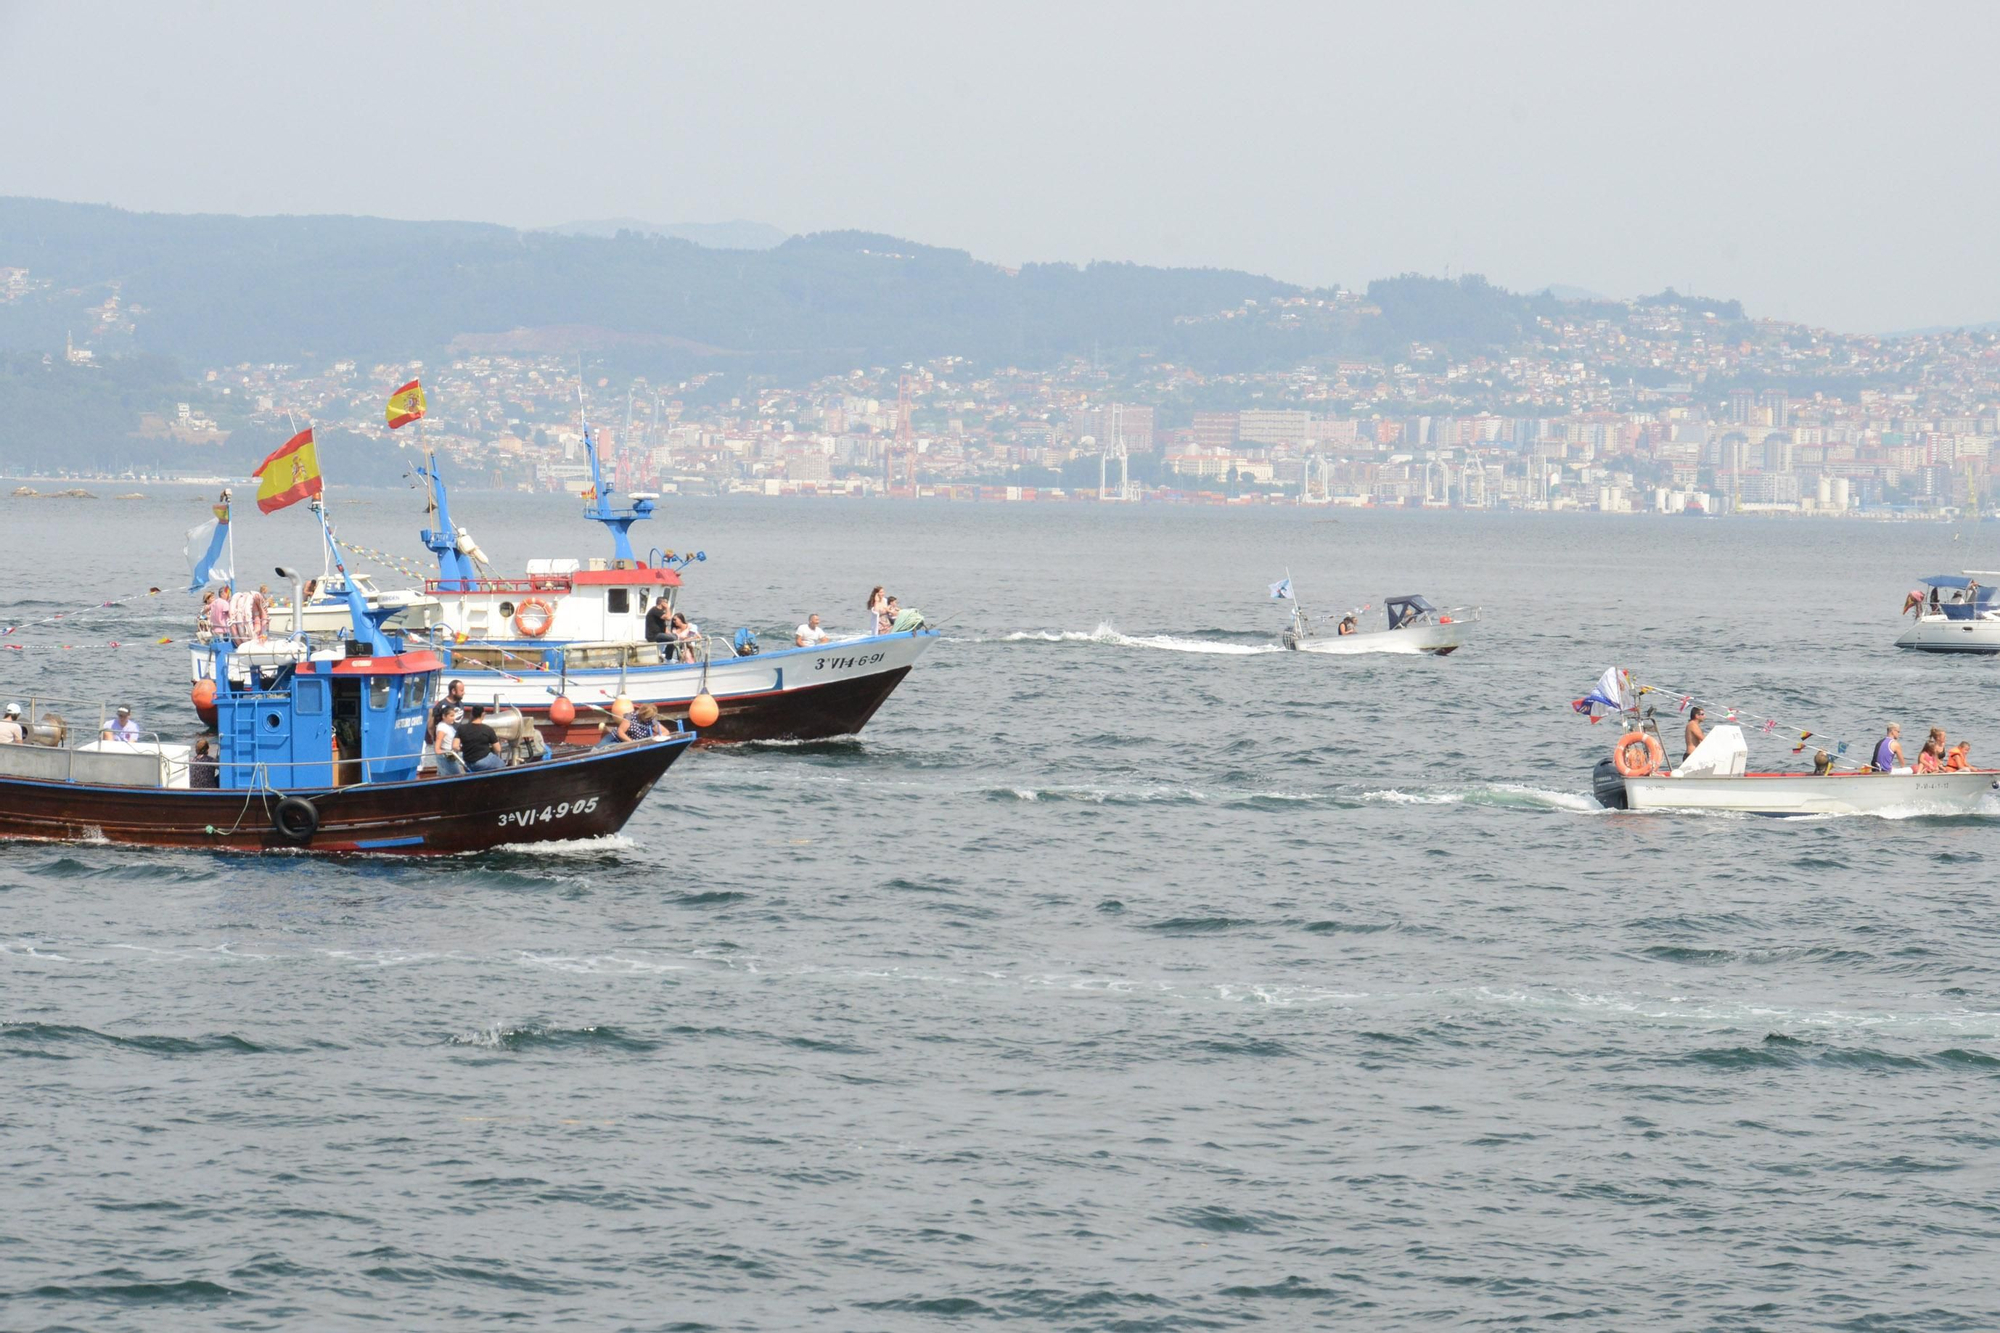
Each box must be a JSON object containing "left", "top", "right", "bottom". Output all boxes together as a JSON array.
[
  {"left": 865, "top": 586, "right": 887, "bottom": 636},
  {"left": 1872, "top": 724, "right": 1904, "bottom": 773},
  {"left": 0, "top": 703, "right": 22, "bottom": 745},
  {"left": 434, "top": 705, "right": 465, "bottom": 776},
  {"left": 1682, "top": 707, "right": 1707, "bottom": 763},
  {"left": 208, "top": 584, "right": 234, "bottom": 641},
  {"left": 428, "top": 679, "right": 466, "bottom": 745}
]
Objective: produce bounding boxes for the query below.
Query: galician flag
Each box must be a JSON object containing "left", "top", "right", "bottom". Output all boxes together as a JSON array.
[
  {"left": 254, "top": 428, "right": 323, "bottom": 513},
  {"left": 386, "top": 378, "right": 427, "bottom": 429},
  {"left": 1269, "top": 577, "right": 1294, "bottom": 600},
  {"left": 185, "top": 498, "right": 232, "bottom": 593}
]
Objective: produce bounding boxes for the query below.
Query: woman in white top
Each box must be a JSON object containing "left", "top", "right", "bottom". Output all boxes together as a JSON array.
[
  {"left": 864, "top": 585, "right": 888, "bottom": 636},
  {"left": 434, "top": 707, "right": 465, "bottom": 777}
]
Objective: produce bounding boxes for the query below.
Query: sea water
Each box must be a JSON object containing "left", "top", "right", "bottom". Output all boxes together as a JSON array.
[{"left": 3, "top": 492, "right": 1997, "bottom": 1329}]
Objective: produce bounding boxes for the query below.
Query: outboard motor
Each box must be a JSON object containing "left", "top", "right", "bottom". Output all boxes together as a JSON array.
[
  {"left": 733, "top": 628, "right": 760, "bottom": 657},
  {"left": 1591, "top": 756, "right": 1628, "bottom": 810}
]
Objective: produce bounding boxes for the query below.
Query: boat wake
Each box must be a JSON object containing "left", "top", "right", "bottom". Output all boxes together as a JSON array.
[
  {"left": 985, "top": 622, "right": 1282, "bottom": 655},
  {"left": 985, "top": 780, "right": 1604, "bottom": 812}
]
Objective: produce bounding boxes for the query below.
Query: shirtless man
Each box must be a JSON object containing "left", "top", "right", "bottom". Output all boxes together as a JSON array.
[{"left": 1683, "top": 706, "right": 1707, "bottom": 763}]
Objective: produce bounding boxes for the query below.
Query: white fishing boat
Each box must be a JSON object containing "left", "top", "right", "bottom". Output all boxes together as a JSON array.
[
  {"left": 1574, "top": 669, "right": 1995, "bottom": 817},
  {"left": 1277, "top": 586, "right": 1476, "bottom": 656},
  {"left": 393, "top": 442, "right": 932, "bottom": 743},
  {"left": 1894, "top": 573, "right": 2000, "bottom": 654}
]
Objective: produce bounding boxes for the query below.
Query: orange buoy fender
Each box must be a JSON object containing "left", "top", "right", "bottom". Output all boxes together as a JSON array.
[
  {"left": 688, "top": 693, "right": 720, "bottom": 728},
  {"left": 1612, "top": 729, "right": 1665, "bottom": 778},
  {"left": 548, "top": 695, "right": 576, "bottom": 727},
  {"left": 191, "top": 678, "right": 217, "bottom": 728},
  {"left": 515, "top": 597, "right": 556, "bottom": 638}
]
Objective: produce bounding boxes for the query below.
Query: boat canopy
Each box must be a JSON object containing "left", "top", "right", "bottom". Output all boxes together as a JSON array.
[
  {"left": 1915, "top": 575, "right": 1997, "bottom": 620},
  {"left": 1385, "top": 595, "right": 1437, "bottom": 629}
]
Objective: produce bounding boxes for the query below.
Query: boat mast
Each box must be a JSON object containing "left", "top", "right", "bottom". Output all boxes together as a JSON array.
[
  {"left": 416, "top": 450, "right": 477, "bottom": 587},
  {"left": 577, "top": 371, "right": 655, "bottom": 566},
  {"left": 317, "top": 506, "right": 395, "bottom": 655}
]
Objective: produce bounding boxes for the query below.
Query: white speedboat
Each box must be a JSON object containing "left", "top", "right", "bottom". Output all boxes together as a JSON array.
[
  {"left": 266, "top": 571, "right": 442, "bottom": 635},
  {"left": 1282, "top": 594, "right": 1476, "bottom": 656},
  {"left": 1591, "top": 723, "right": 1995, "bottom": 816},
  {"left": 1895, "top": 573, "right": 2000, "bottom": 654}
]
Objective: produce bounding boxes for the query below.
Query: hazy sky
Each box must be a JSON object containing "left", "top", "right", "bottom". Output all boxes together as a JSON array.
[{"left": 4, "top": 1, "right": 1996, "bottom": 333}]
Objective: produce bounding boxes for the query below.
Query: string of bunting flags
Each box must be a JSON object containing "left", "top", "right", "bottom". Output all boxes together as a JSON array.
[
  {"left": 333, "top": 538, "right": 433, "bottom": 583},
  {"left": 3, "top": 636, "right": 183, "bottom": 652},
  {"left": 1, "top": 586, "right": 167, "bottom": 639},
  {"left": 1572, "top": 666, "right": 1862, "bottom": 770}
]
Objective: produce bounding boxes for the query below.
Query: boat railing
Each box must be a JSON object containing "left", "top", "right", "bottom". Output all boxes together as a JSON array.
[
  {"left": 1, "top": 693, "right": 190, "bottom": 748},
  {"left": 424, "top": 575, "right": 573, "bottom": 595}
]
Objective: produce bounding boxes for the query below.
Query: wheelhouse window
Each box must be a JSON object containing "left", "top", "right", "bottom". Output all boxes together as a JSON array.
[
  {"left": 400, "top": 674, "right": 428, "bottom": 709},
  {"left": 607, "top": 589, "right": 630, "bottom": 614},
  {"left": 369, "top": 678, "right": 391, "bottom": 710}
]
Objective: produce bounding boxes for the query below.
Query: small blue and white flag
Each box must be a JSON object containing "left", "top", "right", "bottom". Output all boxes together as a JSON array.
[
  {"left": 1268, "top": 577, "right": 1294, "bottom": 601},
  {"left": 185, "top": 513, "right": 231, "bottom": 594}
]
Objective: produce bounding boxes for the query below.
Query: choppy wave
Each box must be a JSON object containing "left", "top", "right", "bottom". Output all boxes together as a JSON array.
[{"left": 447, "top": 1023, "right": 662, "bottom": 1053}]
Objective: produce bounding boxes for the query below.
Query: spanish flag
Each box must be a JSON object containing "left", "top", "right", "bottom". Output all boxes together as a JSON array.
[
  {"left": 253, "top": 428, "right": 323, "bottom": 514},
  {"left": 386, "top": 378, "right": 426, "bottom": 429}
]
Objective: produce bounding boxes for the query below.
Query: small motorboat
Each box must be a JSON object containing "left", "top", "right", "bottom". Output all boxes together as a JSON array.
[
  {"left": 1575, "top": 666, "right": 1996, "bottom": 817},
  {"left": 1895, "top": 573, "right": 2000, "bottom": 654},
  {"left": 1588, "top": 723, "right": 1993, "bottom": 818},
  {"left": 1281, "top": 593, "right": 1476, "bottom": 656}
]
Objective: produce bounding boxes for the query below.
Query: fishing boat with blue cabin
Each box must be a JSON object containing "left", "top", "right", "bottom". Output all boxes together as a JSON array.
[{"left": 6, "top": 507, "right": 692, "bottom": 855}]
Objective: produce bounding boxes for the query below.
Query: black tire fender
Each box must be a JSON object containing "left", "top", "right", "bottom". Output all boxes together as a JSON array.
[{"left": 272, "top": 795, "right": 320, "bottom": 843}]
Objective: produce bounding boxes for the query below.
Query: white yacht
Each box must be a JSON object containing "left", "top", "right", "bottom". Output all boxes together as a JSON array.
[{"left": 1895, "top": 573, "right": 2000, "bottom": 654}]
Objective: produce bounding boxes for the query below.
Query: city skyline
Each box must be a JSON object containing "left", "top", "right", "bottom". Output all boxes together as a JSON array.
[{"left": 4, "top": 2, "right": 2000, "bottom": 334}]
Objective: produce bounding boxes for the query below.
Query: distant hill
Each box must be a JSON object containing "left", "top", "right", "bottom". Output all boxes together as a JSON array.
[
  {"left": 543, "top": 218, "right": 791, "bottom": 250},
  {"left": 0, "top": 197, "right": 1648, "bottom": 381},
  {"left": 0, "top": 198, "right": 1317, "bottom": 375}
]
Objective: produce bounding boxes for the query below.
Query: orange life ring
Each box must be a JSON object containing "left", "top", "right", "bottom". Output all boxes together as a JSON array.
[
  {"left": 515, "top": 597, "right": 556, "bottom": 638},
  {"left": 1612, "top": 729, "right": 1665, "bottom": 778}
]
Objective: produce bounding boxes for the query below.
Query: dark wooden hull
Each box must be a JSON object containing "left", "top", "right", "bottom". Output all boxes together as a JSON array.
[
  {"left": 0, "top": 737, "right": 691, "bottom": 856},
  {"left": 536, "top": 665, "right": 915, "bottom": 745}
]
